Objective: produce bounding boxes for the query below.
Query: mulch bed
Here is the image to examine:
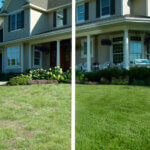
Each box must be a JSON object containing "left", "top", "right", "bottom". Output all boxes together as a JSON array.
[{"left": 28, "top": 80, "right": 59, "bottom": 85}]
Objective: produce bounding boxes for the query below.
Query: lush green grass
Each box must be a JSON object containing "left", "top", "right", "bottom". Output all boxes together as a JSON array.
[
  {"left": 76, "top": 85, "right": 150, "bottom": 150},
  {"left": 0, "top": 84, "right": 71, "bottom": 150}
]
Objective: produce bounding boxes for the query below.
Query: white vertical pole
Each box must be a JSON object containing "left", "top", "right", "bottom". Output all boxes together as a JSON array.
[
  {"left": 29, "top": 44, "right": 32, "bottom": 69},
  {"left": 72, "top": 0, "right": 76, "bottom": 149},
  {"left": 87, "top": 35, "right": 91, "bottom": 72},
  {"left": 21, "top": 44, "right": 24, "bottom": 72},
  {"left": 123, "top": 29, "right": 129, "bottom": 70},
  {"left": 57, "top": 40, "right": 60, "bottom": 67}
]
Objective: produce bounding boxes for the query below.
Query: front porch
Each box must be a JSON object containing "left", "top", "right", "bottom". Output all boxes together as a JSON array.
[
  {"left": 28, "top": 39, "right": 71, "bottom": 72},
  {"left": 76, "top": 30, "right": 150, "bottom": 72}
]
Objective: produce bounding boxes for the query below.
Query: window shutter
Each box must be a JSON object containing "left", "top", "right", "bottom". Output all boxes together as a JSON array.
[
  {"left": 85, "top": 2, "right": 89, "bottom": 20},
  {"left": 21, "top": 11, "right": 24, "bottom": 28},
  {"left": 53, "top": 11, "right": 56, "bottom": 27},
  {"left": 8, "top": 16, "right": 10, "bottom": 32},
  {"left": 110, "top": 0, "right": 115, "bottom": 15},
  {"left": 96, "top": 0, "right": 100, "bottom": 18},
  {"left": 63, "top": 9, "right": 67, "bottom": 25}
]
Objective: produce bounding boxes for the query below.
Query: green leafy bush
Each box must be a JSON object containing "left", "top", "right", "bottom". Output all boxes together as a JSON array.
[
  {"left": 100, "top": 77, "right": 109, "bottom": 84},
  {"left": 8, "top": 74, "right": 32, "bottom": 86},
  {"left": 85, "top": 67, "right": 150, "bottom": 86},
  {"left": 111, "top": 76, "right": 129, "bottom": 85},
  {"left": 76, "top": 70, "right": 87, "bottom": 81}
]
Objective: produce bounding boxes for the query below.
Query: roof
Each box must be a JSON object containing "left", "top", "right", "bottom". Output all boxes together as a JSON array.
[{"left": 47, "top": 0, "right": 71, "bottom": 9}]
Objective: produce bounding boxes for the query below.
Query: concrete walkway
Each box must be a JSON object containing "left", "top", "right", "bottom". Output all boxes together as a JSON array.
[{"left": 0, "top": 81, "right": 8, "bottom": 86}]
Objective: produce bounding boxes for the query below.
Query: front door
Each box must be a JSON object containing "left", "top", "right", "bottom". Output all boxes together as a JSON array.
[
  {"left": 50, "top": 42, "right": 57, "bottom": 68},
  {"left": 60, "top": 40, "right": 71, "bottom": 72}
]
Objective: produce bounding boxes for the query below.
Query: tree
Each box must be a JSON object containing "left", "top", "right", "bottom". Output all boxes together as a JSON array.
[{"left": 2, "top": 0, "right": 5, "bottom": 4}]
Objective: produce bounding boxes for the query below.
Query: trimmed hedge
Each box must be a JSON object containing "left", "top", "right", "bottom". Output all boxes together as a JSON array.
[{"left": 85, "top": 67, "right": 150, "bottom": 85}]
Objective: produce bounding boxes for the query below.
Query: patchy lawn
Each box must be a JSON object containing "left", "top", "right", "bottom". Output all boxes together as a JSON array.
[
  {"left": 0, "top": 84, "right": 71, "bottom": 150},
  {"left": 76, "top": 85, "right": 150, "bottom": 150}
]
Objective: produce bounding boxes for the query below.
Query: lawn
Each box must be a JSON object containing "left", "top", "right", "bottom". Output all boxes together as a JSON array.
[
  {"left": 0, "top": 84, "right": 71, "bottom": 150},
  {"left": 76, "top": 85, "right": 150, "bottom": 150}
]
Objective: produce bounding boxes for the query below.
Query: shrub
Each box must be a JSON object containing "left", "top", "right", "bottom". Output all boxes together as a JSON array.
[
  {"left": 8, "top": 74, "right": 32, "bottom": 86},
  {"left": 85, "top": 67, "right": 150, "bottom": 86},
  {"left": 111, "top": 76, "right": 129, "bottom": 85},
  {"left": 29, "top": 67, "right": 71, "bottom": 83},
  {"left": 129, "top": 67, "right": 150, "bottom": 82},
  {"left": 76, "top": 70, "right": 87, "bottom": 81},
  {"left": 132, "top": 80, "right": 145, "bottom": 86},
  {"left": 100, "top": 77, "right": 109, "bottom": 84}
]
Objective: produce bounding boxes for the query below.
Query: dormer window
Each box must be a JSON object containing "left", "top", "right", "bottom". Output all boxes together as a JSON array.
[
  {"left": 101, "top": 0, "right": 110, "bottom": 16},
  {"left": 9, "top": 11, "right": 24, "bottom": 31},
  {"left": 56, "top": 10, "right": 64, "bottom": 27}
]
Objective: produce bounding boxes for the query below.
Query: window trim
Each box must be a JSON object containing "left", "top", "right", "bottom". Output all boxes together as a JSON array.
[
  {"left": 101, "top": 0, "right": 111, "bottom": 18},
  {"left": 56, "top": 9, "right": 64, "bottom": 27},
  {"left": 6, "top": 45, "right": 21, "bottom": 69},
  {"left": 33, "top": 48, "right": 42, "bottom": 68},
  {"left": 81, "top": 38, "right": 94, "bottom": 58},
  {"left": 77, "top": 3, "right": 85, "bottom": 23}
]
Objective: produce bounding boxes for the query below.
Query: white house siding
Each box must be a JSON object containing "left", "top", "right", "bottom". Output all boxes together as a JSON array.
[
  {"left": 122, "top": 0, "right": 131, "bottom": 15},
  {"left": 23, "top": 44, "right": 30, "bottom": 72},
  {"left": 3, "top": 9, "right": 30, "bottom": 42},
  {"left": 97, "top": 35, "right": 110, "bottom": 64},
  {"left": 131, "top": 0, "right": 146, "bottom": 16},
  {"left": 30, "top": 8, "right": 50, "bottom": 35}
]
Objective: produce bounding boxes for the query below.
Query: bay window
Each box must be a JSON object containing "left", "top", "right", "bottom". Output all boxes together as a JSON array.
[
  {"left": 77, "top": 4, "right": 85, "bottom": 22},
  {"left": 7, "top": 46, "right": 20, "bottom": 67}
]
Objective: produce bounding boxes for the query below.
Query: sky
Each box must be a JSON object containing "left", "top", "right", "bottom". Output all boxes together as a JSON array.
[{"left": 0, "top": 0, "right": 2, "bottom": 8}]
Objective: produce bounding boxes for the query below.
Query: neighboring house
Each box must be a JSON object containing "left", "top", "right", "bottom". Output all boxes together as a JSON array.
[{"left": 0, "top": 0, "right": 150, "bottom": 73}]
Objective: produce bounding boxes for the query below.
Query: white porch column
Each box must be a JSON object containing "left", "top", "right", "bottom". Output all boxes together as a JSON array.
[
  {"left": 21, "top": 44, "right": 24, "bottom": 72},
  {"left": 29, "top": 44, "right": 32, "bottom": 69},
  {"left": 57, "top": 40, "right": 60, "bottom": 67},
  {"left": 123, "top": 29, "right": 129, "bottom": 70},
  {"left": 87, "top": 35, "right": 91, "bottom": 72},
  {"left": 146, "top": 0, "right": 150, "bottom": 16}
]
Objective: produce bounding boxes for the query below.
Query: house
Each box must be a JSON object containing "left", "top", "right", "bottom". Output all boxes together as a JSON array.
[{"left": 0, "top": 0, "right": 150, "bottom": 73}]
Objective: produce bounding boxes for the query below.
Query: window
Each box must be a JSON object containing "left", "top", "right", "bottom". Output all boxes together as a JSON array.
[
  {"left": 130, "top": 41, "right": 142, "bottom": 63},
  {"left": 33, "top": 49, "right": 42, "bottom": 67},
  {"left": 77, "top": 4, "right": 85, "bottom": 22},
  {"left": 56, "top": 10, "right": 64, "bottom": 27},
  {"left": 7, "top": 46, "right": 20, "bottom": 67},
  {"left": 81, "top": 39, "right": 93, "bottom": 58},
  {"left": 101, "top": 0, "right": 110, "bottom": 16},
  {"left": 9, "top": 11, "right": 24, "bottom": 31},
  {"left": 112, "top": 37, "right": 123, "bottom": 64}
]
